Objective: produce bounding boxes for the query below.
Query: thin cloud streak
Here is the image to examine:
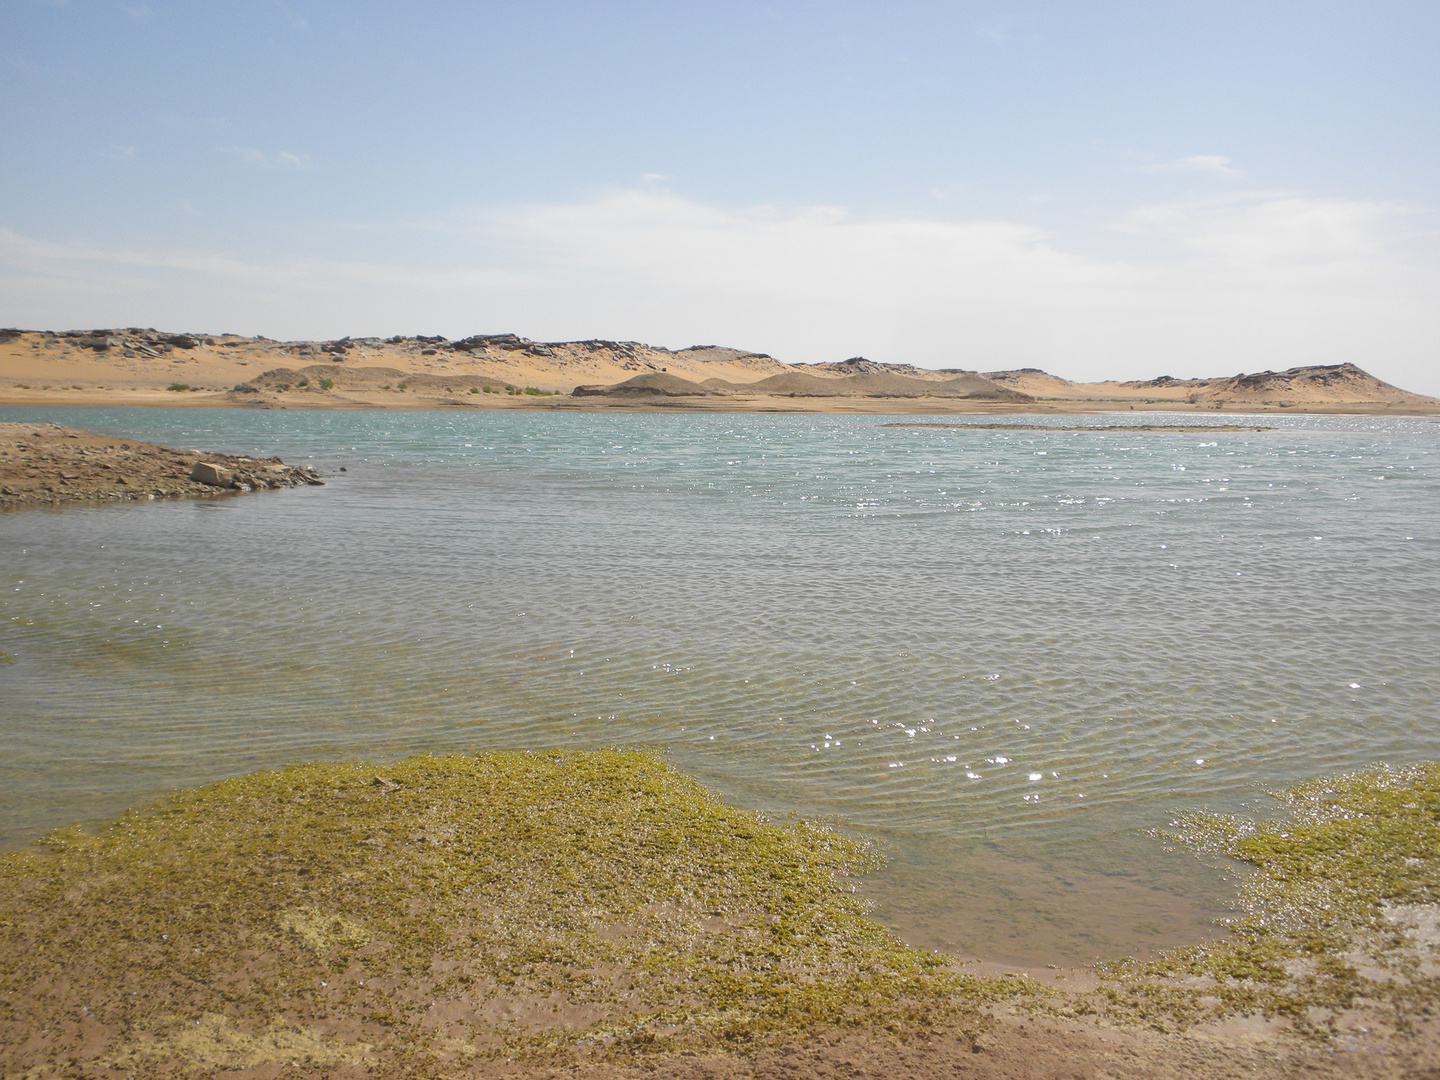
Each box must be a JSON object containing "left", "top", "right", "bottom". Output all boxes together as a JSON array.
[
  {"left": 1142, "top": 154, "right": 1244, "bottom": 178},
  {"left": 216, "top": 146, "right": 315, "bottom": 170}
]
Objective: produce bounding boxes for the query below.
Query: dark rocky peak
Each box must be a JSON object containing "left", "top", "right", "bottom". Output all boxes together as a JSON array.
[{"left": 451, "top": 333, "right": 529, "bottom": 352}]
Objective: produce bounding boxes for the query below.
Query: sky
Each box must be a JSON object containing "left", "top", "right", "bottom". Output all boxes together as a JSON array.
[{"left": 2, "top": 1, "right": 1438, "bottom": 393}]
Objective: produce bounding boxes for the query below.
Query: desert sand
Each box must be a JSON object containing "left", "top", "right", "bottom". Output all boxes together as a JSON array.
[{"left": 1, "top": 328, "right": 1436, "bottom": 414}]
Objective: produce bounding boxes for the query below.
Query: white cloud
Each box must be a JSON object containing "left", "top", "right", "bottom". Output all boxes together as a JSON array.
[
  {"left": 0, "top": 228, "right": 533, "bottom": 337},
  {"left": 1142, "top": 154, "right": 1243, "bottom": 179},
  {"left": 217, "top": 146, "right": 314, "bottom": 170},
  {"left": 1, "top": 186, "right": 1436, "bottom": 394}
]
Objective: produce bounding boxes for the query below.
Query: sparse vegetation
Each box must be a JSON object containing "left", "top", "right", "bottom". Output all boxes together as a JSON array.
[
  {"left": 166, "top": 382, "right": 190, "bottom": 391},
  {"left": 318, "top": 377, "right": 334, "bottom": 391},
  {"left": 296, "top": 377, "right": 309, "bottom": 388},
  {"left": 1048, "top": 763, "right": 1440, "bottom": 1039}
]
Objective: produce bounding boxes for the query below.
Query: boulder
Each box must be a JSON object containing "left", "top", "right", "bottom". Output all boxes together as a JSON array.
[{"left": 190, "top": 461, "right": 233, "bottom": 487}]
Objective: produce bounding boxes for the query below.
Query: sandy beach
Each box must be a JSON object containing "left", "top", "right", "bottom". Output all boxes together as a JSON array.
[{"left": 2, "top": 328, "right": 1437, "bottom": 414}]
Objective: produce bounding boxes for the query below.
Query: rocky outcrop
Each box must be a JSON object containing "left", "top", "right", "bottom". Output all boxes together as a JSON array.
[
  {"left": 451, "top": 333, "right": 528, "bottom": 352},
  {"left": 798, "top": 356, "right": 929, "bottom": 377},
  {"left": 0, "top": 423, "right": 322, "bottom": 508},
  {"left": 47, "top": 329, "right": 211, "bottom": 357}
]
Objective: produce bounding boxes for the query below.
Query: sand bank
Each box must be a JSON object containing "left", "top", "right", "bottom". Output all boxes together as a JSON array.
[{"left": 883, "top": 423, "right": 1277, "bottom": 431}]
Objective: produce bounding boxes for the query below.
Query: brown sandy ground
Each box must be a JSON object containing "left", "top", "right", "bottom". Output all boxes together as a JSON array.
[
  {"left": 0, "top": 422, "right": 322, "bottom": 508},
  {"left": 2, "top": 328, "right": 1437, "bottom": 414}
]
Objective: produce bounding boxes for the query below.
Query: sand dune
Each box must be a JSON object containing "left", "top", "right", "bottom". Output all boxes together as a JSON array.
[
  {"left": 574, "top": 372, "right": 716, "bottom": 396},
  {"left": 0, "top": 328, "right": 1435, "bottom": 414}
]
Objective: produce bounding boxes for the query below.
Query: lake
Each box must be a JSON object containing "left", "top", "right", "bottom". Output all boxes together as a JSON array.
[{"left": 2, "top": 406, "right": 1437, "bottom": 966}]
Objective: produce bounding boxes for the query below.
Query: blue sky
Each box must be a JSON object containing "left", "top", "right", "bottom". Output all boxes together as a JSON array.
[{"left": 3, "top": 1, "right": 1438, "bottom": 392}]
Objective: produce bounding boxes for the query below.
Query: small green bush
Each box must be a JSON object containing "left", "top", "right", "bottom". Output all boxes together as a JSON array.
[
  {"left": 166, "top": 382, "right": 190, "bottom": 392},
  {"left": 297, "top": 377, "right": 309, "bottom": 387},
  {"left": 319, "top": 377, "right": 334, "bottom": 391}
]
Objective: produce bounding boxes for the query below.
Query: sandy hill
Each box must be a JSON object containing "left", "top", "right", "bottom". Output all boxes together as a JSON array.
[
  {"left": 573, "top": 372, "right": 714, "bottom": 396},
  {"left": 0, "top": 328, "right": 1435, "bottom": 414},
  {"left": 796, "top": 356, "right": 939, "bottom": 378},
  {"left": 727, "top": 370, "right": 1026, "bottom": 400},
  {"left": 0, "top": 329, "right": 783, "bottom": 403},
  {"left": 1123, "top": 363, "right": 1431, "bottom": 406},
  {"left": 981, "top": 362, "right": 1439, "bottom": 412},
  {"left": 983, "top": 368, "right": 1089, "bottom": 397}
]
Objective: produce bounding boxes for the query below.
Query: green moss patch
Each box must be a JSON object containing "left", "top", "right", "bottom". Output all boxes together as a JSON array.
[
  {"left": 0, "top": 750, "right": 1019, "bottom": 1076},
  {"left": 1057, "top": 763, "right": 1440, "bottom": 1037}
]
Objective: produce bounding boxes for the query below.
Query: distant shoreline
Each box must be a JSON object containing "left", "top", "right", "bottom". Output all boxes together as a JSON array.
[
  {"left": 3, "top": 328, "right": 1437, "bottom": 415},
  {"left": 0, "top": 393, "right": 1432, "bottom": 416}
]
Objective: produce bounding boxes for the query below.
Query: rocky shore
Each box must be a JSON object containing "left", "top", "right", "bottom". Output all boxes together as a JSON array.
[{"left": 0, "top": 423, "right": 323, "bottom": 509}]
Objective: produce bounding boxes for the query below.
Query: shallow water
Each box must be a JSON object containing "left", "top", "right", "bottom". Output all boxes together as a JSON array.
[{"left": 3, "top": 407, "right": 1437, "bottom": 965}]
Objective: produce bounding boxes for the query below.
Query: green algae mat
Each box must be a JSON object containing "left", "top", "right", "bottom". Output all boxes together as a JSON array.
[
  {"left": 0, "top": 750, "right": 1014, "bottom": 1076},
  {"left": 6, "top": 752, "right": 1440, "bottom": 1077}
]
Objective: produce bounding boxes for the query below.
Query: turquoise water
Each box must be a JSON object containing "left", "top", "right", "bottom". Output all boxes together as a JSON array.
[{"left": 3, "top": 407, "right": 1437, "bottom": 965}]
